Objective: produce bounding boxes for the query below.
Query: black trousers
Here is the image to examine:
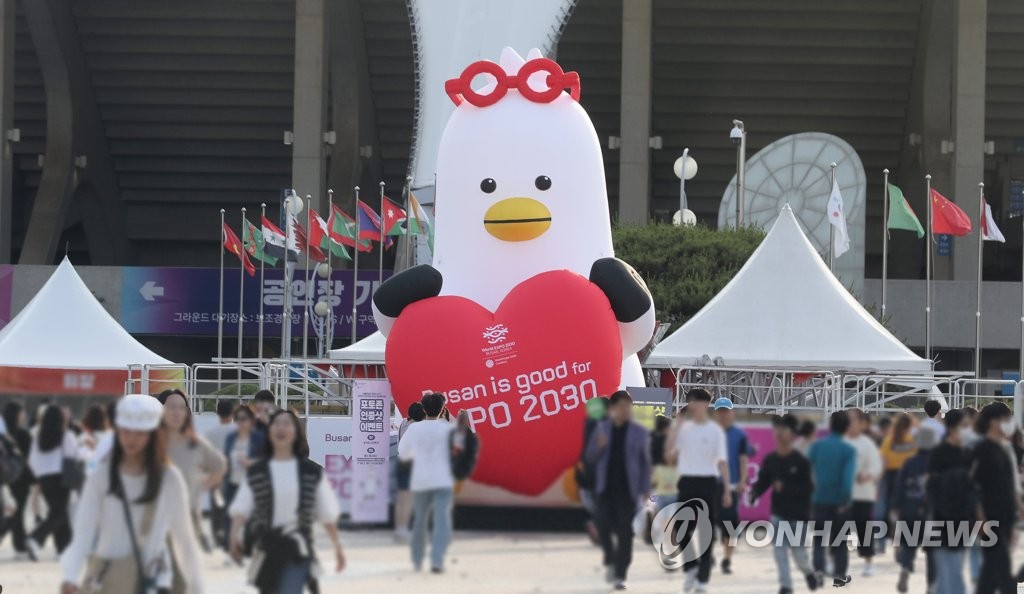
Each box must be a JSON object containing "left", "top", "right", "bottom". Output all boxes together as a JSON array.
[
  {"left": 977, "top": 524, "right": 1015, "bottom": 594},
  {"left": 0, "top": 478, "right": 30, "bottom": 551},
  {"left": 850, "top": 500, "right": 875, "bottom": 559},
  {"left": 812, "top": 504, "right": 850, "bottom": 578},
  {"left": 30, "top": 474, "right": 71, "bottom": 552},
  {"left": 596, "top": 491, "right": 635, "bottom": 581},
  {"left": 677, "top": 476, "right": 718, "bottom": 584}
]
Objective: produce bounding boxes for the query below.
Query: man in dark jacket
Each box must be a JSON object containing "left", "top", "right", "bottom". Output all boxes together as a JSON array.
[
  {"left": 927, "top": 408, "right": 974, "bottom": 594},
  {"left": 890, "top": 425, "right": 937, "bottom": 592},
  {"left": 584, "top": 390, "right": 652, "bottom": 591},
  {"left": 970, "top": 403, "right": 1019, "bottom": 593}
]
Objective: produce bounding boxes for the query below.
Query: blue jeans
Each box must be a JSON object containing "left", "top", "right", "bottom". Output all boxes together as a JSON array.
[
  {"left": 811, "top": 504, "right": 849, "bottom": 578},
  {"left": 771, "top": 515, "right": 812, "bottom": 590},
  {"left": 931, "top": 548, "right": 966, "bottom": 594},
  {"left": 969, "top": 543, "right": 982, "bottom": 583},
  {"left": 411, "top": 487, "right": 454, "bottom": 570},
  {"left": 270, "top": 558, "right": 311, "bottom": 594}
]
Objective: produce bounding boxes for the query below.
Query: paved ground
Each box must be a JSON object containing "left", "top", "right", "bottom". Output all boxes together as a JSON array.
[{"left": 1, "top": 527, "right": 985, "bottom": 593}]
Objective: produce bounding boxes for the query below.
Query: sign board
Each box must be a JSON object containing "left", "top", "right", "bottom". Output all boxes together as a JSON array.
[
  {"left": 936, "top": 234, "right": 952, "bottom": 257},
  {"left": 351, "top": 380, "right": 392, "bottom": 523},
  {"left": 627, "top": 386, "right": 672, "bottom": 429},
  {"left": 120, "top": 267, "right": 388, "bottom": 338},
  {"left": 307, "top": 416, "right": 354, "bottom": 514}
]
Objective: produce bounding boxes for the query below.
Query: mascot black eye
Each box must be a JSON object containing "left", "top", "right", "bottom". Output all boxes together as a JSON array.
[
  {"left": 480, "top": 178, "right": 497, "bottom": 193},
  {"left": 535, "top": 175, "right": 552, "bottom": 191}
]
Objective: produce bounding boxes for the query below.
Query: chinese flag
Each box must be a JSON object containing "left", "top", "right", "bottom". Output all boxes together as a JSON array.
[
  {"left": 930, "top": 189, "right": 972, "bottom": 237},
  {"left": 223, "top": 223, "right": 256, "bottom": 276}
]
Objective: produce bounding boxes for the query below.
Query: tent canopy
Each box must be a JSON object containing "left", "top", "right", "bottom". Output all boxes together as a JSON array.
[
  {"left": 646, "top": 205, "right": 931, "bottom": 373},
  {"left": 0, "top": 258, "right": 171, "bottom": 369},
  {"left": 329, "top": 331, "right": 386, "bottom": 364}
]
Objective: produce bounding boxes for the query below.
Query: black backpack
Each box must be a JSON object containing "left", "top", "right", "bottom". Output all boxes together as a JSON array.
[
  {"left": 450, "top": 429, "right": 480, "bottom": 481},
  {"left": 0, "top": 434, "right": 25, "bottom": 485}
]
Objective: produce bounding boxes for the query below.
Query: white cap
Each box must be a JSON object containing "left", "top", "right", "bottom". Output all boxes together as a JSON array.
[{"left": 116, "top": 394, "right": 163, "bottom": 431}]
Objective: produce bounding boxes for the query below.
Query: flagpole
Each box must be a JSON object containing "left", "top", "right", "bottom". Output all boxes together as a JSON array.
[
  {"left": 326, "top": 189, "right": 335, "bottom": 356},
  {"left": 925, "top": 174, "right": 933, "bottom": 360},
  {"left": 405, "top": 176, "right": 413, "bottom": 268},
  {"left": 303, "top": 195, "right": 312, "bottom": 360},
  {"left": 258, "top": 202, "right": 266, "bottom": 362},
  {"left": 238, "top": 207, "right": 247, "bottom": 396},
  {"left": 352, "top": 186, "right": 360, "bottom": 345},
  {"left": 282, "top": 195, "right": 293, "bottom": 361},
  {"left": 829, "top": 162, "right": 836, "bottom": 271},
  {"left": 218, "top": 209, "right": 225, "bottom": 390},
  {"left": 881, "top": 169, "right": 890, "bottom": 320},
  {"left": 976, "top": 182, "right": 985, "bottom": 381},
  {"left": 379, "top": 181, "right": 385, "bottom": 287}
]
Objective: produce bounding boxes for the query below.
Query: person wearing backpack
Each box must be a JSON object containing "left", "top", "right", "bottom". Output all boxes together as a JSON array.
[
  {"left": 890, "top": 424, "right": 937, "bottom": 592},
  {"left": 927, "top": 408, "right": 974, "bottom": 594}
]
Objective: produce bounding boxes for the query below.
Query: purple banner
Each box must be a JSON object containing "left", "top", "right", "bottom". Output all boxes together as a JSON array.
[
  {"left": 0, "top": 265, "right": 11, "bottom": 331},
  {"left": 351, "top": 380, "right": 391, "bottom": 523},
  {"left": 121, "top": 266, "right": 389, "bottom": 338}
]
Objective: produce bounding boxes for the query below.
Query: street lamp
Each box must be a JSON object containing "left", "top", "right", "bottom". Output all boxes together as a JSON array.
[
  {"left": 730, "top": 119, "right": 746, "bottom": 228},
  {"left": 672, "top": 148, "right": 698, "bottom": 226}
]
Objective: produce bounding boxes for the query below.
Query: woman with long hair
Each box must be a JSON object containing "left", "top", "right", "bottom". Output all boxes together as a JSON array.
[
  {"left": 59, "top": 394, "right": 204, "bottom": 594},
  {"left": 26, "top": 405, "right": 79, "bottom": 559},
  {"left": 222, "top": 404, "right": 265, "bottom": 509},
  {"left": 156, "top": 389, "right": 226, "bottom": 550},
  {"left": 78, "top": 405, "right": 111, "bottom": 475},
  {"left": 877, "top": 413, "right": 916, "bottom": 545},
  {"left": 1, "top": 401, "right": 34, "bottom": 556},
  {"left": 229, "top": 409, "right": 345, "bottom": 594}
]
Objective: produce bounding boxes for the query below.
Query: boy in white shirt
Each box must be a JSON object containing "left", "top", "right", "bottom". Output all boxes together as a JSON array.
[
  {"left": 668, "top": 388, "right": 731, "bottom": 593},
  {"left": 844, "top": 408, "right": 882, "bottom": 577}
]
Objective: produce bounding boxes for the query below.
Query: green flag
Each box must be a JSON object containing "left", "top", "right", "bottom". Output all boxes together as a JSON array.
[
  {"left": 243, "top": 217, "right": 279, "bottom": 266},
  {"left": 887, "top": 183, "right": 925, "bottom": 238}
]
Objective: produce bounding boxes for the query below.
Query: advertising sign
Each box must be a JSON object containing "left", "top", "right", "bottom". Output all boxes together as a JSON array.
[
  {"left": 627, "top": 386, "right": 673, "bottom": 429},
  {"left": 351, "top": 380, "right": 391, "bottom": 523},
  {"left": 307, "top": 416, "right": 354, "bottom": 514},
  {"left": 121, "top": 267, "right": 388, "bottom": 338}
]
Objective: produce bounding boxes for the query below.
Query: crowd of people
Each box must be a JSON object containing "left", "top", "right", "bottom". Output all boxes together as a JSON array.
[{"left": 578, "top": 388, "right": 1024, "bottom": 594}]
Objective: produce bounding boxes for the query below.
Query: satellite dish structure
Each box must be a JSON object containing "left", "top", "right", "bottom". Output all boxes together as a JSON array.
[{"left": 718, "top": 132, "right": 866, "bottom": 292}]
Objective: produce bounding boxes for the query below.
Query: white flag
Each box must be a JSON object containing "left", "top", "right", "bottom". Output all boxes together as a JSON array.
[
  {"left": 827, "top": 177, "right": 850, "bottom": 257},
  {"left": 982, "top": 201, "right": 1006, "bottom": 243}
]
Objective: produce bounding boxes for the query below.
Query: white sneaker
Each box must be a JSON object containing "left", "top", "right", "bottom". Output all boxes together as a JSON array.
[
  {"left": 25, "top": 538, "right": 40, "bottom": 562},
  {"left": 683, "top": 568, "right": 699, "bottom": 592},
  {"left": 695, "top": 582, "right": 708, "bottom": 593},
  {"left": 862, "top": 563, "right": 874, "bottom": 577}
]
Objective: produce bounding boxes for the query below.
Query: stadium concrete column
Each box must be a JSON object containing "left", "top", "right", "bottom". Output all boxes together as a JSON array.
[
  {"left": 950, "top": 0, "right": 986, "bottom": 282},
  {"left": 617, "top": 0, "right": 652, "bottom": 224},
  {"left": 292, "top": 0, "right": 328, "bottom": 212},
  {"left": 0, "top": 0, "right": 12, "bottom": 263}
]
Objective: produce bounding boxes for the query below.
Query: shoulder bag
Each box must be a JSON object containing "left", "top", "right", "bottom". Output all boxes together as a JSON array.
[{"left": 81, "top": 486, "right": 156, "bottom": 594}]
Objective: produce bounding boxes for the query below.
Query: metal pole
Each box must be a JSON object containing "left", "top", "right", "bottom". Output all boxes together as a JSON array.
[
  {"left": 405, "top": 176, "right": 413, "bottom": 267},
  {"left": 282, "top": 195, "right": 293, "bottom": 360},
  {"left": 882, "top": 169, "right": 890, "bottom": 319},
  {"left": 379, "top": 181, "right": 385, "bottom": 287},
  {"left": 679, "top": 147, "right": 689, "bottom": 216},
  {"left": 302, "top": 196, "right": 311, "bottom": 360},
  {"left": 218, "top": 209, "right": 225, "bottom": 389},
  {"left": 925, "top": 174, "right": 932, "bottom": 360},
  {"left": 238, "top": 207, "right": 246, "bottom": 395},
  {"left": 258, "top": 202, "right": 266, "bottom": 362},
  {"left": 829, "top": 162, "right": 837, "bottom": 271},
  {"left": 352, "top": 186, "right": 360, "bottom": 344},
  {"left": 1021, "top": 210, "right": 1024, "bottom": 378},
  {"left": 976, "top": 182, "right": 985, "bottom": 381},
  {"left": 735, "top": 121, "right": 746, "bottom": 228},
  {"left": 326, "top": 189, "right": 334, "bottom": 356}
]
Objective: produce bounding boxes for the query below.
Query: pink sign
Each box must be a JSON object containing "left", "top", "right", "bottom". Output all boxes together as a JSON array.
[
  {"left": 738, "top": 424, "right": 775, "bottom": 522},
  {"left": 0, "top": 265, "right": 11, "bottom": 331}
]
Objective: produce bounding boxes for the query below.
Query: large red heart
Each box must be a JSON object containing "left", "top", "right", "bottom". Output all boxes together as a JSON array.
[{"left": 386, "top": 270, "right": 623, "bottom": 496}]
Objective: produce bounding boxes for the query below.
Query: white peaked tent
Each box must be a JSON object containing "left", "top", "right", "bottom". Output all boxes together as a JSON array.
[
  {"left": 329, "top": 331, "right": 386, "bottom": 364},
  {"left": 646, "top": 205, "right": 931, "bottom": 372},
  {"left": 0, "top": 257, "right": 171, "bottom": 368}
]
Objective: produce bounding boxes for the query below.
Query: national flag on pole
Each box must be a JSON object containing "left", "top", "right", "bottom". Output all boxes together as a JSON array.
[
  {"left": 293, "top": 217, "right": 325, "bottom": 262},
  {"left": 982, "top": 199, "right": 1006, "bottom": 243},
  {"left": 886, "top": 183, "right": 925, "bottom": 238},
  {"left": 827, "top": 177, "right": 850, "bottom": 258},
  {"left": 243, "top": 217, "right": 279, "bottom": 266},
  {"left": 930, "top": 189, "right": 973, "bottom": 236},
  {"left": 328, "top": 205, "right": 372, "bottom": 253},
  {"left": 261, "top": 216, "right": 296, "bottom": 261},
  {"left": 382, "top": 197, "right": 407, "bottom": 236},
  {"left": 407, "top": 193, "right": 434, "bottom": 251},
  {"left": 223, "top": 223, "right": 255, "bottom": 276},
  {"left": 356, "top": 200, "right": 384, "bottom": 242},
  {"left": 311, "top": 208, "right": 351, "bottom": 260}
]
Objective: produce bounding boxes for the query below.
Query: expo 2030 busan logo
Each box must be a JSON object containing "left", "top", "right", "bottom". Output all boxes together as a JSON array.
[{"left": 482, "top": 323, "right": 510, "bottom": 345}]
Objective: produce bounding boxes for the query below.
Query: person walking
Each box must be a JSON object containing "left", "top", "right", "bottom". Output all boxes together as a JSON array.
[
  {"left": 749, "top": 414, "right": 818, "bottom": 594},
  {"left": 890, "top": 424, "right": 937, "bottom": 592},
  {"left": 970, "top": 402, "right": 1020, "bottom": 594},
  {"left": 229, "top": 409, "right": 345, "bottom": 594},
  {"left": 450, "top": 410, "right": 480, "bottom": 483},
  {"left": 1, "top": 402, "right": 34, "bottom": 557},
  {"left": 76, "top": 406, "right": 111, "bottom": 476},
  {"left": 59, "top": 394, "right": 205, "bottom": 594},
  {"left": 712, "top": 397, "right": 752, "bottom": 576},
  {"left": 668, "top": 388, "right": 731, "bottom": 593},
  {"left": 204, "top": 399, "right": 237, "bottom": 551},
  {"left": 26, "top": 405, "right": 80, "bottom": 560},
  {"left": 219, "top": 404, "right": 265, "bottom": 554},
  {"left": 397, "top": 392, "right": 456, "bottom": 573},
  {"left": 583, "top": 390, "right": 652, "bottom": 590},
  {"left": 394, "top": 402, "right": 425, "bottom": 543},
  {"left": 807, "top": 410, "right": 856, "bottom": 588},
  {"left": 157, "top": 389, "right": 227, "bottom": 557},
  {"left": 927, "top": 408, "right": 974, "bottom": 594},
  {"left": 251, "top": 390, "right": 278, "bottom": 435},
  {"left": 844, "top": 408, "right": 882, "bottom": 577},
  {"left": 921, "top": 400, "right": 946, "bottom": 440},
  {"left": 204, "top": 400, "right": 236, "bottom": 458},
  {"left": 877, "top": 412, "right": 916, "bottom": 554}
]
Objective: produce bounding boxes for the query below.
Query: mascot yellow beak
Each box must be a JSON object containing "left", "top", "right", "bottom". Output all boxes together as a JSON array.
[{"left": 483, "top": 197, "right": 552, "bottom": 242}]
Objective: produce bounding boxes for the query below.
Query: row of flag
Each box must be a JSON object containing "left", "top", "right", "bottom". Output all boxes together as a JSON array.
[
  {"left": 825, "top": 180, "right": 1005, "bottom": 260},
  {"left": 221, "top": 193, "right": 433, "bottom": 276}
]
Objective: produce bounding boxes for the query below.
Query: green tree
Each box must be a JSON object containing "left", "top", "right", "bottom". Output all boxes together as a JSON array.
[{"left": 613, "top": 223, "right": 764, "bottom": 330}]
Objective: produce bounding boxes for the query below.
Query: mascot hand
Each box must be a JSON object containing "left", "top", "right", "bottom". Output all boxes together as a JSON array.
[
  {"left": 372, "top": 264, "right": 443, "bottom": 336},
  {"left": 589, "top": 257, "right": 656, "bottom": 355}
]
